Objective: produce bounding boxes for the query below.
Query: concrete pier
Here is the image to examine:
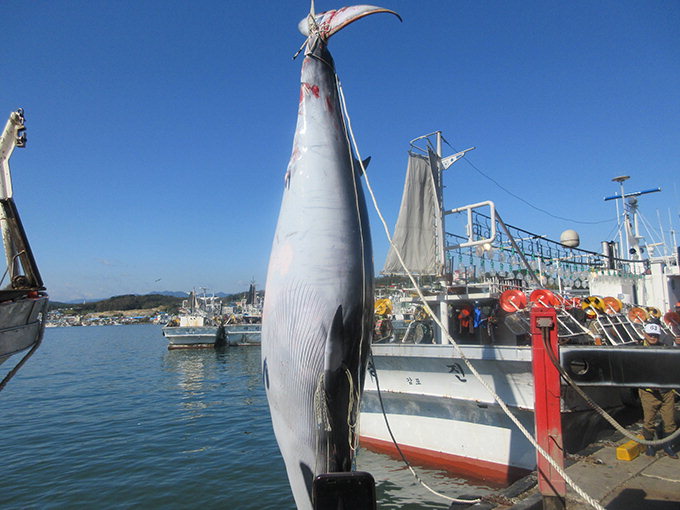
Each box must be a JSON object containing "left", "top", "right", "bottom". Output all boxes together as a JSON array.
[
  {"left": 460, "top": 411, "right": 680, "bottom": 510},
  {"left": 504, "top": 444, "right": 680, "bottom": 510}
]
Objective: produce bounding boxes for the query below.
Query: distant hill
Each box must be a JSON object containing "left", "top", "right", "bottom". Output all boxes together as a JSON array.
[
  {"left": 154, "top": 290, "right": 190, "bottom": 298},
  {"left": 50, "top": 294, "right": 183, "bottom": 313},
  {"left": 49, "top": 289, "right": 263, "bottom": 313}
]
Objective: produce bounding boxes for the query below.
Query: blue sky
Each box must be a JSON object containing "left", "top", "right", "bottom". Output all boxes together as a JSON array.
[{"left": 3, "top": 1, "right": 679, "bottom": 301}]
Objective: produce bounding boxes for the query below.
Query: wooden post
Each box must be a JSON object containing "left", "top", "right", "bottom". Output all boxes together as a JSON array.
[{"left": 531, "top": 306, "right": 566, "bottom": 510}]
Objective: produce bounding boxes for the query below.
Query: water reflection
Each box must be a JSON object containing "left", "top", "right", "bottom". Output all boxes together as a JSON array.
[
  {"left": 357, "top": 448, "right": 494, "bottom": 509},
  {"left": 163, "top": 350, "right": 215, "bottom": 393},
  {"left": 162, "top": 346, "right": 263, "bottom": 419},
  {"left": 161, "top": 344, "right": 495, "bottom": 507}
]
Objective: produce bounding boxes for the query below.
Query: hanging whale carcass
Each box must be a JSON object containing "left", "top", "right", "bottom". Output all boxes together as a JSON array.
[{"left": 261, "top": 4, "right": 400, "bottom": 509}]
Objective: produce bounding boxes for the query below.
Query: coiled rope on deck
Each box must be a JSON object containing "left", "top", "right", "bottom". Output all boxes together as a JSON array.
[{"left": 336, "top": 80, "right": 606, "bottom": 510}]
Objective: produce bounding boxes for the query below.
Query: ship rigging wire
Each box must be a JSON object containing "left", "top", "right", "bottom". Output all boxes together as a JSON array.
[
  {"left": 337, "top": 80, "right": 481, "bottom": 506},
  {"left": 441, "top": 137, "right": 617, "bottom": 226}
]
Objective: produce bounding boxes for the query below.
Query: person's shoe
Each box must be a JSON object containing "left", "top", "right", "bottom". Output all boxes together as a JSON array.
[
  {"left": 663, "top": 443, "right": 678, "bottom": 459},
  {"left": 645, "top": 445, "right": 656, "bottom": 457}
]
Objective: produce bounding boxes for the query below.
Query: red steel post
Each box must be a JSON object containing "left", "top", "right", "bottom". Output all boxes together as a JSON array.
[{"left": 531, "top": 306, "right": 566, "bottom": 509}]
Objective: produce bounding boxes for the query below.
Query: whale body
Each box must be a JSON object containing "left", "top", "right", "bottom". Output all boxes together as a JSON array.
[{"left": 261, "top": 5, "right": 400, "bottom": 509}]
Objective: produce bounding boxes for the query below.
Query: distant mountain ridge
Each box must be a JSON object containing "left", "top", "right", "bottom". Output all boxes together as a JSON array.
[
  {"left": 50, "top": 289, "right": 259, "bottom": 311},
  {"left": 49, "top": 294, "right": 182, "bottom": 312}
]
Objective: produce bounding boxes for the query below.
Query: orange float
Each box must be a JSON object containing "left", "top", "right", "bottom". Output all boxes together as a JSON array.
[
  {"left": 529, "top": 289, "right": 561, "bottom": 308},
  {"left": 603, "top": 296, "right": 623, "bottom": 314},
  {"left": 564, "top": 296, "right": 581, "bottom": 309},
  {"left": 499, "top": 289, "right": 527, "bottom": 313},
  {"left": 663, "top": 311, "right": 680, "bottom": 326},
  {"left": 628, "top": 307, "right": 648, "bottom": 323}
]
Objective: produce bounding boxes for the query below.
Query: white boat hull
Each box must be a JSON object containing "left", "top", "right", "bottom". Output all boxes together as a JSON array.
[
  {"left": 359, "top": 343, "right": 626, "bottom": 484},
  {"left": 162, "top": 324, "right": 261, "bottom": 349},
  {"left": 163, "top": 326, "right": 218, "bottom": 348},
  {"left": 223, "top": 324, "right": 261, "bottom": 346}
]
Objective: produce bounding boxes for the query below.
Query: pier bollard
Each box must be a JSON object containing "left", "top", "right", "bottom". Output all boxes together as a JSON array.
[{"left": 531, "top": 306, "right": 566, "bottom": 510}]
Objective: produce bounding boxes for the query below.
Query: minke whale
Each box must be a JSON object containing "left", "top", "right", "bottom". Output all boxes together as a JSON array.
[{"left": 261, "top": 4, "right": 400, "bottom": 509}]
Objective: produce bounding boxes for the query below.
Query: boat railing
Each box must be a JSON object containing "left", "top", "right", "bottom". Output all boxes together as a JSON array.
[{"left": 594, "top": 313, "right": 642, "bottom": 345}]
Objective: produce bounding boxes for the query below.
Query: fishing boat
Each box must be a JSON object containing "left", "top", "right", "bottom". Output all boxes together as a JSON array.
[
  {"left": 162, "top": 288, "right": 261, "bottom": 349},
  {"left": 359, "top": 131, "right": 679, "bottom": 484},
  {"left": 0, "top": 109, "right": 49, "bottom": 387}
]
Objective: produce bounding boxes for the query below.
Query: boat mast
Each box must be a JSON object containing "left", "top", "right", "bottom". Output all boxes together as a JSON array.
[
  {"left": 605, "top": 177, "right": 661, "bottom": 273},
  {"left": 428, "top": 130, "right": 475, "bottom": 278},
  {"left": 407, "top": 130, "right": 449, "bottom": 277},
  {"left": 0, "top": 110, "right": 25, "bottom": 277},
  {"left": 0, "top": 109, "right": 44, "bottom": 290},
  {"left": 435, "top": 131, "right": 446, "bottom": 277},
  {"left": 610, "top": 176, "right": 629, "bottom": 263}
]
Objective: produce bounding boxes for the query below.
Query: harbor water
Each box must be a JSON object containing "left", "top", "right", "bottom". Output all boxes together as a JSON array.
[{"left": 1, "top": 324, "right": 493, "bottom": 509}]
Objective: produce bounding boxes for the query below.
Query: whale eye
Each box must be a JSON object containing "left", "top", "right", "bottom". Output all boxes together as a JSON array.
[{"left": 262, "top": 358, "right": 270, "bottom": 390}]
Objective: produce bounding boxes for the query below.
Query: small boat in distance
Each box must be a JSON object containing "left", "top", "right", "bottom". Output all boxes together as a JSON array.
[
  {"left": 162, "top": 286, "right": 261, "bottom": 349},
  {"left": 0, "top": 109, "right": 49, "bottom": 389}
]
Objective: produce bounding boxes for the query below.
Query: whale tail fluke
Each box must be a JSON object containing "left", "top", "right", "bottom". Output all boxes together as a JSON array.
[{"left": 298, "top": 4, "right": 402, "bottom": 39}]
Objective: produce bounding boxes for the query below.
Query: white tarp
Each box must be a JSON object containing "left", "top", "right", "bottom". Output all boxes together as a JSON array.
[{"left": 383, "top": 151, "right": 442, "bottom": 275}]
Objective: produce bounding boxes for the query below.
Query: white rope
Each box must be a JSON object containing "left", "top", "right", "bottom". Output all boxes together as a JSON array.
[
  {"left": 641, "top": 473, "right": 680, "bottom": 483},
  {"left": 345, "top": 367, "right": 360, "bottom": 454},
  {"left": 368, "top": 351, "right": 483, "bottom": 505},
  {"left": 337, "top": 82, "right": 479, "bottom": 506},
  {"left": 336, "top": 80, "right": 606, "bottom": 510}
]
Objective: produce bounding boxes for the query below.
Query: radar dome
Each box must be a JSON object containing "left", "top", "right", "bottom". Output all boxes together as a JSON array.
[{"left": 560, "top": 229, "right": 580, "bottom": 248}]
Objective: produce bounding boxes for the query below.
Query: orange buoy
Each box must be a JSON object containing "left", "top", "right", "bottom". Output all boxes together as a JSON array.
[
  {"left": 663, "top": 311, "right": 680, "bottom": 325},
  {"left": 564, "top": 296, "right": 581, "bottom": 309},
  {"left": 628, "top": 307, "right": 648, "bottom": 323},
  {"left": 499, "top": 289, "right": 527, "bottom": 313},
  {"left": 603, "top": 296, "right": 623, "bottom": 314},
  {"left": 529, "top": 289, "right": 561, "bottom": 308}
]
